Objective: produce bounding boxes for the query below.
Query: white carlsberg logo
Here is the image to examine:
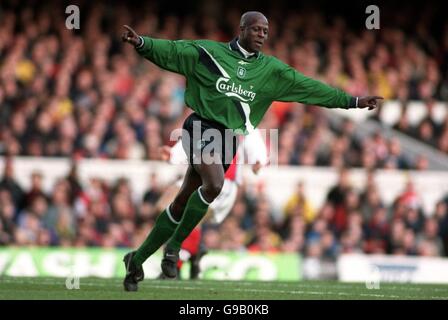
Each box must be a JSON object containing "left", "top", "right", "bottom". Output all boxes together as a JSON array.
[
  {"left": 215, "top": 77, "right": 256, "bottom": 102},
  {"left": 238, "top": 60, "right": 250, "bottom": 65}
]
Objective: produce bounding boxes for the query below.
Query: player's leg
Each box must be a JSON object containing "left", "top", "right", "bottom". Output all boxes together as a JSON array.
[
  {"left": 131, "top": 165, "right": 202, "bottom": 265},
  {"left": 123, "top": 165, "right": 201, "bottom": 291},
  {"left": 160, "top": 113, "right": 237, "bottom": 278},
  {"left": 171, "top": 180, "right": 236, "bottom": 279},
  {"left": 189, "top": 179, "right": 238, "bottom": 279},
  {"left": 161, "top": 161, "right": 225, "bottom": 278},
  {"left": 153, "top": 176, "right": 211, "bottom": 280},
  {"left": 177, "top": 180, "right": 238, "bottom": 279}
]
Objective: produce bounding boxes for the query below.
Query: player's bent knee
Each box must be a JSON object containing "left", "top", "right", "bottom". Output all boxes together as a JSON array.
[{"left": 202, "top": 180, "right": 224, "bottom": 201}]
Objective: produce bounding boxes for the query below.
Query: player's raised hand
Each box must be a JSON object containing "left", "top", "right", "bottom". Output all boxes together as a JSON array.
[
  {"left": 122, "top": 25, "right": 142, "bottom": 47},
  {"left": 357, "top": 96, "right": 384, "bottom": 110}
]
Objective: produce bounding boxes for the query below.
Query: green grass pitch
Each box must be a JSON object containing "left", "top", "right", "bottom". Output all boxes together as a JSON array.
[{"left": 1, "top": 277, "right": 448, "bottom": 300}]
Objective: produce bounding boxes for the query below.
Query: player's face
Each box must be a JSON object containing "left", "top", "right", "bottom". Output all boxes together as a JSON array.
[{"left": 241, "top": 18, "right": 269, "bottom": 52}]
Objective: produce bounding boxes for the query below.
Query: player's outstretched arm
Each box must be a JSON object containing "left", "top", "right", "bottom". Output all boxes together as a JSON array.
[
  {"left": 274, "top": 61, "right": 384, "bottom": 110},
  {"left": 121, "top": 25, "right": 198, "bottom": 76}
]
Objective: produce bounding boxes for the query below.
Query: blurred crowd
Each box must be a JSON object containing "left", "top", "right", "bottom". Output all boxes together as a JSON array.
[
  {"left": 390, "top": 100, "right": 448, "bottom": 154},
  {"left": 1, "top": 1, "right": 448, "bottom": 167},
  {"left": 205, "top": 167, "right": 448, "bottom": 259},
  {"left": 273, "top": 106, "right": 430, "bottom": 169},
  {"left": 1, "top": 158, "right": 447, "bottom": 259}
]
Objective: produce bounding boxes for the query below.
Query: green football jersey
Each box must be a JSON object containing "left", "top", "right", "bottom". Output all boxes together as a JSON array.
[{"left": 137, "top": 37, "right": 355, "bottom": 134}]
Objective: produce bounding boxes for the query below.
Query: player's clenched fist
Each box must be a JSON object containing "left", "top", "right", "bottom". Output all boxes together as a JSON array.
[{"left": 122, "top": 25, "right": 142, "bottom": 47}]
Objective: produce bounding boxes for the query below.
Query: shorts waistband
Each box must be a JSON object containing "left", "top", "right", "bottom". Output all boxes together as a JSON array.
[{"left": 189, "top": 113, "right": 229, "bottom": 132}]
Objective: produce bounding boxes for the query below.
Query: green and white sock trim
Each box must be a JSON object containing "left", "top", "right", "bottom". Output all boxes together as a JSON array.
[
  {"left": 197, "top": 186, "right": 211, "bottom": 205},
  {"left": 166, "top": 204, "right": 180, "bottom": 224}
]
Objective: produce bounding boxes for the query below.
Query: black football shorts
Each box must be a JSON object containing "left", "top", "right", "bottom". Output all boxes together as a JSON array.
[{"left": 181, "top": 113, "right": 238, "bottom": 172}]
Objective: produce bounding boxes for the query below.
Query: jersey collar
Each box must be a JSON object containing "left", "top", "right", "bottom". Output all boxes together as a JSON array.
[{"left": 229, "top": 37, "right": 260, "bottom": 59}]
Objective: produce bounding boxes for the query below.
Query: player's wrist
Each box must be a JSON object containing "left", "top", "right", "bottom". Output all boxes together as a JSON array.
[
  {"left": 135, "top": 36, "right": 145, "bottom": 49},
  {"left": 348, "top": 96, "right": 359, "bottom": 109}
]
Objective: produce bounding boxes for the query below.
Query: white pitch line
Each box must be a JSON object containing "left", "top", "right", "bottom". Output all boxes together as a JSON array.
[
  {"left": 178, "top": 280, "right": 448, "bottom": 292},
  {"left": 2, "top": 278, "right": 443, "bottom": 299},
  {"left": 43, "top": 278, "right": 448, "bottom": 292},
  {"left": 3, "top": 276, "right": 448, "bottom": 293}
]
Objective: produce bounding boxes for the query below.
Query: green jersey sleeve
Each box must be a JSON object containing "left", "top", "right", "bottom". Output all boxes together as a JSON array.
[
  {"left": 136, "top": 37, "right": 198, "bottom": 76},
  {"left": 273, "top": 62, "right": 354, "bottom": 108}
]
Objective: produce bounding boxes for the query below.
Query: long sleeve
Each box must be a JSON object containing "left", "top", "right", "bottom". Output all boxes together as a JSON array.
[
  {"left": 136, "top": 37, "right": 199, "bottom": 76},
  {"left": 274, "top": 62, "right": 355, "bottom": 108}
]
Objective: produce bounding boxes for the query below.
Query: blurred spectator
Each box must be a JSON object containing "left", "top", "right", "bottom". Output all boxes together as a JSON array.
[
  {"left": 283, "top": 181, "right": 316, "bottom": 224},
  {"left": 326, "top": 168, "right": 353, "bottom": 234},
  {"left": 364, "top": 207, "right": 389, "bottom": 253},
  {"left": 0, "top": 157, "right": 25, "bottom": 210},
  {"left": 24, "top": 171, "right": 47, "bottom": 207},
  {"left": 434, "top": 200, "right": 448, "bottom": 255},
  {"left": 359, "top": 170, "right": 384, "bottom": 221},
  {"left": 417, "top": 217, "right": 444, "bottom": 256},
  {"left": 320, "top": 230, "right": 339, "bottom": 260}
]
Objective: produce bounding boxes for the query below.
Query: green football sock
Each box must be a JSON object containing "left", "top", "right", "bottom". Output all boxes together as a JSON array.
[
  {"left": 166, "top": 187, "right": 210, "bottom": 251},
  {"left": 132, "top": 206, "right": 179, "bottom": 266}
]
